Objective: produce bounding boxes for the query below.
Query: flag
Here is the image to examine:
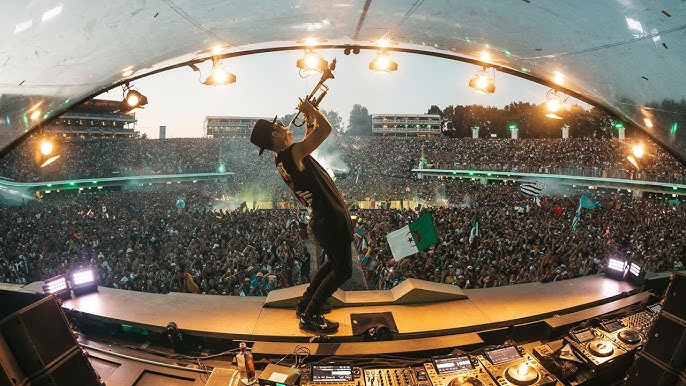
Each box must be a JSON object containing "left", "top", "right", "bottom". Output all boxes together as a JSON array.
[
  {"left": 571, "top": 202, "right": 582, "bottom": 232},
  {"left": 580, "top": 195, "right": 600, "bottom": 209},
  {"left": 520, "top": 181, "right": 546, "bottom": 197},
  {"left": 469, "top": 213, "right": 480, "bottom": 244},
  {"left": 386, "top": 212, "right": 438, "bottom": 261},
  {"left": 533, "top": 195, "right": 542, "bottom": 207}
]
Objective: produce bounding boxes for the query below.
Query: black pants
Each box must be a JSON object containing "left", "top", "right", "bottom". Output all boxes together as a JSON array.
[{"left": 301, "top": 219, "right": 353, "bottom": 318}]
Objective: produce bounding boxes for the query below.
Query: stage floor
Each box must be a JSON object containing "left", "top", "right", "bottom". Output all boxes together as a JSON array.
[{"left": 4, "top": 275, "right": 634, "bottom": 341}]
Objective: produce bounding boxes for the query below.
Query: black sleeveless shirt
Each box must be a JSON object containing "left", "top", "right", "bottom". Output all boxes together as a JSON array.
[{"left": 275, "top": 145, "right": 353, "bottom": 242}]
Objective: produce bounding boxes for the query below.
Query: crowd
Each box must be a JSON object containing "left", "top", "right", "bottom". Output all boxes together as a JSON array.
[
  {"left": 0, "top": 186, "right": 313, "bottom": 296},
  {"left": 1, "top": 133, "right": 685, "bottom": 296},
  {"left": 355, "top": 182, "right": 685, "bottom": 290},
  {"left": 1, "top": 136, "right": 685, "bottom": 192},
  {"left": 0, "top": 177, "right": 684, "bottom": 296}
]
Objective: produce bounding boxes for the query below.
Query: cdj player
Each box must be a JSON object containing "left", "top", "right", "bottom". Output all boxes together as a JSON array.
[
  {"left": 596, "top": 320, "right": 644, "bottom": 354},
  {"left": 423, "top": 354, "right": 497, "bottom": 386},
  {"left": 476, "top": 345, "right": 558, "bottom": 386},
  {"left": 565, "top": 328, "right": 628, "bottom": 368}
]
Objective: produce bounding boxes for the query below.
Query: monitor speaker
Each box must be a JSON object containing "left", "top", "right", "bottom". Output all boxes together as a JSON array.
[
  {"left": 625, "top": 352, "right": 679, "bottom": 386},
  {"left": 0, "top": 296, "right": 78, "bottom": 378},
  {"left": 643, "top": 311, "right": 686, "bottom": 370},
  {"left": 29, "top": 347, "right": 102, "bottom": 386},
  {"left": 663, "top": 272, "right": 686, "bottom": 321}
]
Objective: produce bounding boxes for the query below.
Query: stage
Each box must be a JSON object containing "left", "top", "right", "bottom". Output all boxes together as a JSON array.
[{"left": 3, "top": 274, "right": 642, "bottom": 352}]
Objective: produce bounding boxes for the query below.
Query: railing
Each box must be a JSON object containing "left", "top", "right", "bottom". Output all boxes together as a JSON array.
[{"left": 448, "top": 164, "right": 686, "bottom": 185}]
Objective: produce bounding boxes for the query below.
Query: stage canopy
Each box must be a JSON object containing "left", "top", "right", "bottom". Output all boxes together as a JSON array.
[{"left": 1, "top": 1, "right": 685, "bottom": 158}]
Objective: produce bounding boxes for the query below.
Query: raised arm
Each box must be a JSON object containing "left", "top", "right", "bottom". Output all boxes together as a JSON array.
[{"left": 292, "top": 98, "right": 332, "bottom": 167}]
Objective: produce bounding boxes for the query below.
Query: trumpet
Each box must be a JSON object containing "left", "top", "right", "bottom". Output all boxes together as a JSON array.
[{"left": 289, "top": 58, "right": 337, "bottom": 127}]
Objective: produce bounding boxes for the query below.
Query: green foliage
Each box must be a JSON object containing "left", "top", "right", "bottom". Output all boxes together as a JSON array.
[
  {"left": 439, "top": 102, "right": 616, "bottom": 138},
  {"left": 346, "top": 104, "right": 372, "bottom": 136}
]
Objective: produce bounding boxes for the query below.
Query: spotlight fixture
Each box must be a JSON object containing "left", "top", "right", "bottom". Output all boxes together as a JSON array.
[
  {"left": 632, "top": 143, "right": 645, "bottom": 159},
  {"left": 119, "top": 84, "right": 148, "bottom": 113},
  {"left": 296, "top": 49, "right": 329, "bottom": 73},
  {"left": 605, "top": 255, "right": 629, "bottom": 281},
  {"left": 202, "top": 57, "right": 236, "bottom": 86},
  {"left": 369, "top": 50, "right": 398, "bottom": 74},
  {"left": 42, "top": 275, "right": 71, "bottom": 300},
  {"left": 626, "top": 260, "right": 646, "bottom": 286},
  {"left": 468, "top": 67, "right": 495, "bottom": 94},
  {"left": 544, "top": 89, "right": 567, "bottom": 119},
  {"left": 37, "top": 137, "right": 61, "bottom": 167},
  {"left": 68, "top": 268, "right": 98, "bottom": 296}
]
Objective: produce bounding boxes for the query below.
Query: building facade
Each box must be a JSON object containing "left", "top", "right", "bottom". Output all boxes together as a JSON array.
[
  {"left": 44, "top": 99, "right": 137, "bottom": 138},
  {"left": 204, "top": 116, "right": 271, "bottom": 138},
  {"left": 371, "top": 114, "right": 442, "bottom": 137}
]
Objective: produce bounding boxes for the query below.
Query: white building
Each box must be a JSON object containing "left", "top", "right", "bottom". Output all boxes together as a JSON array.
[{"left": 371, "top": 114, "right": 442, "bottom": 137}]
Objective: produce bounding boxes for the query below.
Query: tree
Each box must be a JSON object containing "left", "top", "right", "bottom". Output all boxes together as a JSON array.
[
  {"left": 346, "top": 104, "right": 372, "bottom": 136},
  {"left": 427, "top": 105, "right": 443, "bottom": 117},
  {"left": 321, "top": 109, "right": 343, "bottom": 132}
]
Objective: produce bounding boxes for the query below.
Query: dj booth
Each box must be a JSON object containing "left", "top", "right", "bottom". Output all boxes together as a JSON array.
[{"left": 0, "top": 273, "right": 684, "bottom": 386}]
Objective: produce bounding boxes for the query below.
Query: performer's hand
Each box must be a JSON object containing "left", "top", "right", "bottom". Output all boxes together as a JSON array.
[{"left": 297, "top": 97, "right": 318, "bottom": 116}]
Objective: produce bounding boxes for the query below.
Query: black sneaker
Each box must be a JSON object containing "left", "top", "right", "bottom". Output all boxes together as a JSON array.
[
  {"left": 296, "top": 302, "right": 332, "bottom": 317},
  {"left": 299, "top": 314, "right": 339, "bottom": 334}
]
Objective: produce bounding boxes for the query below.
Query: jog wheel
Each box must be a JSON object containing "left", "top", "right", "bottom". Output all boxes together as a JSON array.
[
  {"left": 504, "top": 363, "right": 540, "bottom": 386},
  {"left": 448, "top": 376, "right": 484, "bottom": 386},
  {"left": 587, "top": 340, "right": 614, "bottom": 357},
  {"left": 618, "top": 329, "right": 641, "bottom": 345}
]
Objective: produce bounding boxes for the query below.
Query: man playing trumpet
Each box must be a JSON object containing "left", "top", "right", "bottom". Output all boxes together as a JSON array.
[{"left": 250, "top": 98, "right": 353, "bottom": 334}]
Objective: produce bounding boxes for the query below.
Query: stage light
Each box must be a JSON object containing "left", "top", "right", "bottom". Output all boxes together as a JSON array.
[
  {"left": 69, "top": 268, "right": 98, "bottom": 296},
  {"left": 119, "top": 85, "right": 148, "bottom": 113},
  {"left": 39, "top": 140, "right": 53, "bottom": 156},
  {"left": 30, "top": 110, "right": 41, "bottom": 121},
  {"left": 544, "top": 89, "right": 566, "bottom": 119},
  {"left": 297, "top": 49, "right": 328, "bottom": 73},
  {"left": 165, "top": 321, "right": 187, "bottom": 354},
  {"left": 202, "top": 57, "right": 236, "bottom": 86},
  {"left": 632, "top": 144, "right": 645, "bottom": 159},
  {"left": 468, "top": 67, "right": 495, "bottom": 94},
  {"left": 605, "top": 255, "right": 628, "bottom": 280},
  {"left": 37, "top": 137, "right": 61, "bottom": 167},
  {"left": 42, "top": 275, "right": 71, "bottom": 300},
  {"left": 626, "top": 261, "right": 646, "bottom": 286},
  {"left": 369, "top": 51, "right": 398, "bottom": 74},
  {"left": 643, "top": 117, "right": 653, "bottom": 128}
]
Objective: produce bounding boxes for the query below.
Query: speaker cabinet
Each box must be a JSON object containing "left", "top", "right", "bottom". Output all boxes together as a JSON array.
[
  {"left": 663, "top": 272, "right": 686, "bottom": 320},
  {"left": 0, "top": 296, "right": 77, "bottom": 378},
  {"left": 0, "top": 336, "right": 28, "bottom": 386},
  {"left": 625, "top": 352, "right": 679, "bottom": 386},
  {"left": 29, "top": 347, "right": 102, "bottom": 386},
  {"left": 643, "top": 311, "right": 686, "bottom": 370}
]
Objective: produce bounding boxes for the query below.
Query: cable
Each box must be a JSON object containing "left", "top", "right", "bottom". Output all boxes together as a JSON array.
[
  {"left": 81, "top": 343, "right": 210, "bottom": 373},
  {"left": 379, "top": 0, "right": 426, "bottom": 42},
  {"left": 197, "top": 357, "right": 211, "bottom": 385},
  {"left": 160, "top": 0, "right": 234, "bottom": 47}
]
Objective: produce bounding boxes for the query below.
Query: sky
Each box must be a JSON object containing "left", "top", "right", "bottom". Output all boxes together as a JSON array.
[{"left": 97, "top": 50, "right": 583, "bottom": 139}]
